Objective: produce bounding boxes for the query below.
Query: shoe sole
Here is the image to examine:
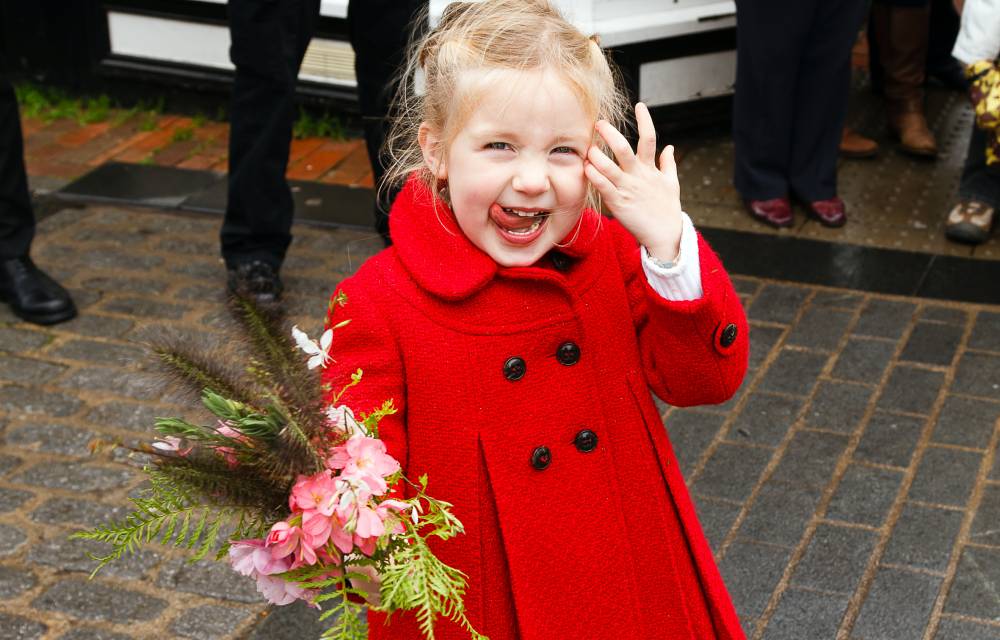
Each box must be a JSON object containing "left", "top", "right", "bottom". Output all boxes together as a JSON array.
[
  {"left": 945, "top": 224, "right": 989, "bottom": 245},
  {"left": 7, "top": 304, "right": 78, "bottom": 325},
  {"left": 805, "top": 209, "right": 847, "bottom": 228}
]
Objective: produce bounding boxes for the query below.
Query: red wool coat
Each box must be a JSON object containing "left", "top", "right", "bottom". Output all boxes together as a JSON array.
[{"left": 322, "top": 178, "right": 749, "bottom": 640}]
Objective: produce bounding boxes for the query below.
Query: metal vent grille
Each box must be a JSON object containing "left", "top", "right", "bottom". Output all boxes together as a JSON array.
[{"left": 300, "top": 39, "right": 357, "bottom": 86}]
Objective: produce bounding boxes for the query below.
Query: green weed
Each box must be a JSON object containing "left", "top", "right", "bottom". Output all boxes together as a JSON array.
[{"left": 292, "top": 108, "right": 347, "bottom": 140}]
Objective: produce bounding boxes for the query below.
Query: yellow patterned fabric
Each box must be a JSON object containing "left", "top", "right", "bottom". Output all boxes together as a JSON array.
[{"left": 967, "top": 60, "right": 1000, "bottom": 165}]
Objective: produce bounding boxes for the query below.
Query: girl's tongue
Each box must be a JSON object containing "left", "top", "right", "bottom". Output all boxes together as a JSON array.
[{"left": 488, "top": 203, "right": 545, "bottom": 231}]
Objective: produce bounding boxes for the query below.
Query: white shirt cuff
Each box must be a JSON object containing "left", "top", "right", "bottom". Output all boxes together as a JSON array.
[{"left": 640, "top": 212, "right": 704, "bottom": 301}]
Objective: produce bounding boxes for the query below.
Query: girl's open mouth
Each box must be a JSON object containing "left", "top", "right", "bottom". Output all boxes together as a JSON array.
[{"left": 489, "top": 203, "right": 550, "bottom": 245}]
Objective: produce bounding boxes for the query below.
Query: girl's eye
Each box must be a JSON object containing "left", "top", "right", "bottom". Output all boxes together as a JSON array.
[
  {"left": 552, "top": 146, "right": 577, "bottom": 155},
  {"left": 485, "top": 142, "right": 511, "bottom": 151}
]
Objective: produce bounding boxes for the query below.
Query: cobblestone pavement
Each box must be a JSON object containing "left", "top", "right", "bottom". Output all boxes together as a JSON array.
[{"left": 1, "top": 204, "right": 999, "bottom": 640}]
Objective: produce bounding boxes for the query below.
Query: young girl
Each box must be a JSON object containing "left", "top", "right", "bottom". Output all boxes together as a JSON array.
[{"left": 323, "top": 1, "right": 749, "bottom": 638}]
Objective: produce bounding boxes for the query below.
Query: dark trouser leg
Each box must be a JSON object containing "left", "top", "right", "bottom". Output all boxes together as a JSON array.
[
  {"left": 788, "top": 0, "right": 867, "bottom": 201},
  {"left": 733, "top": 0, "right": 814, "bottom": 200},
  {"left": 959, "top": 126, "right": 1000, "bottom": 209},
  {"left": 0, "top": 79, "right": 35, "bottom": 260},
  {"left": 348, "top": 0, "right": 425, "bottom": 245},
  {"left": 222, "top": 0, "right": 320, "bottom": 269}
]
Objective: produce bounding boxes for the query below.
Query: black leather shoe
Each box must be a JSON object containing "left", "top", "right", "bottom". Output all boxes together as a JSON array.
[
  {"left": 227, "top": 260, "right": 284, "bottom": 306},
  {"left": 0, "top": 256, "right": 77, "bottom": 325}
]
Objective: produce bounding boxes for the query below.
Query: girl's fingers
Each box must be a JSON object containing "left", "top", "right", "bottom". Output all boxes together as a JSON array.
[
  {"left": 595, "top": 120, "right": 636, "bottom": 170},
  {"left": 587, "top": 145, "right": 625, "bottom": 186},
  {"left": 584, "top": 161, "right": 616, "bottom": 197},
  {"left": 635, "top": 103, "right": 657, "bottom": 166},
  {"left": 659, "top": 144, "right": 676, "bottom": 176}
]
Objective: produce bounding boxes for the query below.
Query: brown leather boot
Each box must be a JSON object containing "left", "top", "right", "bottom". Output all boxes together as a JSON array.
[
  {"left": 839, "top": 127, "right": 879, "bottom": 158},
  {"left": 872, "top": 3, "right": 938, "bottom": 157}
]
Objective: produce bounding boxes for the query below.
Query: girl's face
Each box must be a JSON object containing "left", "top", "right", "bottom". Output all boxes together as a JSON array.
[{"left": 419, "top": 68, "right": 594, "bottom": 267}]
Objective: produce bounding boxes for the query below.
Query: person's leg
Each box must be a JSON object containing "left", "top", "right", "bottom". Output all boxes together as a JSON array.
[
  {"left": 788, "top": 0, "right": 868, "bottom": 209},
  {"left": 348, "top": 0, "right": 425, "bottom": 245},
  {"left": 222, "top": 0, "right": 320, "bottom": 272},
  {"left": 0, "top": 78, "right": 76, "bottom": 324}
]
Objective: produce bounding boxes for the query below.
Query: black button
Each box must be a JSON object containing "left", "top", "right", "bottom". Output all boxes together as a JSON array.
[
  {"left": 531, "top": 446, "right": 552, "bottom": 470},
  {"left": 720, "top": 323, "right": 738, "bottom": 348},
  {"left": 551, "top": 252, "right": 572, "bottom": 272},
  {"left": 573, "top": 429, "right": 598, "bottom": 453},
  {"left": 557, "top": 342, "right": 580, "bottom": 366},
  {"left": 503, "top": 356, "right": 526, "bottom": 381}
]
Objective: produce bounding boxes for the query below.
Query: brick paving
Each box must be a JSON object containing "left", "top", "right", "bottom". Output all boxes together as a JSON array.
[{"left": 0, "top": 200, "right": 996, "bottom": 639}]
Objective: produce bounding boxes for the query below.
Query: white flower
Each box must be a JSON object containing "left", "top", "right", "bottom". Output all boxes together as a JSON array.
[
  {"left": 326, "top": 405, "right": 366, "bottom": 439},
  {"left": 291, "top": 326, "right": 333, "bottom": 369}
]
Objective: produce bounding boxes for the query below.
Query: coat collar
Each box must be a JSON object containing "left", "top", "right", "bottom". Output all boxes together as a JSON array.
[{"left": 389, "top": 175, "right": 602, "bottom": 300}]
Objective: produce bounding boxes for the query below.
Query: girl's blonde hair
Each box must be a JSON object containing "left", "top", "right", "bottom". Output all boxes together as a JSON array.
[{"left": 382, "top": 0, "right": 631, "bottom": 212}]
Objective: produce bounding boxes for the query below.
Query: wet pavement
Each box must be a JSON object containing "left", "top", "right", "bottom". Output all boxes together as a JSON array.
[{"left": 0, "top": 201, "right": 997, "bottom": 640}]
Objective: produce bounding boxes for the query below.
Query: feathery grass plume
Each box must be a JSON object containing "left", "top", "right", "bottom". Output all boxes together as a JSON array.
[{"left": 147, "top": 330, "right": 259, "bottom": 409}]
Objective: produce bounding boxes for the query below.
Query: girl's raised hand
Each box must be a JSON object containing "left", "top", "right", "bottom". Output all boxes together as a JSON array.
[{"left": 585, "top": 102, "right": 683, "bottom": 262}]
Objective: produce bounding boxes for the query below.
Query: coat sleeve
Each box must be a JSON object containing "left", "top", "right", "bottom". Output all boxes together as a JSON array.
[
  {"left": 610, "top": 220, "right": 749, "bottom": 407},
  {"left": 321, "top": 275, "right": 408, "bottom": 474}
]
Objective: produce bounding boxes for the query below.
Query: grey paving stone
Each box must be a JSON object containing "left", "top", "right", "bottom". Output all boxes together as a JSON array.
[
  {"left": 909, "top": 447, "right": 982, "bottom": 507},
  {"left": 762, "top": 588, "right": 849, "bottom": 640},
  {"left": 748, "top": 325, "right": 785, "bottom": 370},
  {"left": 169, "top": 604, "right": 254, "bottom": 639},
  {"left": 0, "top": 355, "right": 66, "bottom": 385},
  {"left": 785, "top": 307, "right": 853, "bottom": 351},
  {"left": 0, "top": 613, "right": 47, "bottom": 640},
  {"left": 59, "top": 314, "right": 136, "bottom": 339},
  {"left": 804, "top": 381, "right": 872, "bottom": 434},
  {"left": 693, "top": 497, "right": 742, "bottom": 551},
  {"left": 855, "top": 411, "right": 926, "bottom": 468},
  {"left": 827, "top": 464, "right": 903, "bottom": 526},
  {"left": 57, "top": 628, "right": 134, "bottom": 640},
  {"left": 157, "top": 559, "right": 261, "bottom": 603},
  {"left": 169, "top": 260, "right": 224, "bottom": 280},
  {"left": 919, "top": 305, "right": 969, "bottom": 325},
  {"left": 0, "top": 565, "right": 37, "bottom": 598},
  {"left": 100, "top": 297, "right": 192, "bottom": 320},
  {"left": 877, "top": 366, "right": 946, "bottom": 415},
  {"left": 665, "top": 409, "right": 726, "bottom": 474},
  {"left": 245, "top": 599, "right": 338, "bottom": 640},
  {"left": 0, "top": 385, "right": 82, "bottom": 417},
  {"left": 27, "top": 536, "right": 160, "bottom": 579},
  {"left": 882, "top": 503, "right": 964, "bottom": 572},
  {"left": 729, "top": 392, "right": 803, "bottom": 446},
  {"left": 933, "top": 396, "right": 1000, "bottom": 450},
  {"left": 731, "top": 276, "right": 761, "bottom": 296},
  {"left": 4, "top": 422, "right": 99, "bottom": 456},
  {"left": 0, "top": 525, "right": 28, "bottom": 556},
  {"left": 0, "top": 327, "right": 50, "bottom": 353},
  {"left": 77, "top": 251, "right": 164, "bottom": 272},
  {"left": 933, "top": 618, "right": 1000, "bottom": 639},
  {"left": 831, "top": 337, "right": 896, "bottom": 383},
  {"left": 29, "top": 497, "right": 130, "bottom": 528},
  {"left": 175, "top": 284, "right": 226, "bottom": 302},
  {"left": 954, "top": 352, "right": 1000, "bottom": 401},
  {"left": 47, "top": 339, "right": 147, "bottom": 367},
  {"left": 971, "top": 484, "right": 1000, "bottom": 547},
  {"left": 0, "top": 453, "right": 22, "bottom": 476},
  {"left": 900, "top": 322, "right": 965, "bottom": 366},
  {"left": 80, "top": 275, "right": 171, "bottom": 296},
  {"left": 0, "top": 487, "right": 34, "bottom": 513},
  {"left": 769, "top": 431, "right": 849, "bottom": 490},
  {"left": 811, "top": 290, "right": 863, "bottom": 310},
  {"left": 945, "top": 546, "right": 1000, "bottom": 619},
  {"left": 747, "top": 284, "right": 810, "bottom": 324},
  {"left": 86, "top": 401, "right": 163, "bottom": 433},
  {"left": 738, "top": 480, "right": 822, "bottom": 546},
  {"left": 10, "top": 463, "right": 134, "bottom": 492},
  {"left": 58, "top": 367, "right": 163, "bottom": 401},
  {"left": 969, "top": 311, "right": 1000, "bottom": 352},
  {"left": 718, "top": 540, "right": 792, "bottom": 619},
  {"left": 854, "top": 299, "right": 916, "bottom": 339},
  {"left": 854, "top": 567, "right": 942, "bottom": 640},
  {"left": 759, "top": 350, "right": 829, "bottom": 396},
  {"left": 791, "top": 524, "right": 877, "bottom": 594},
  {"left": 691, "top": 443, "right": 774, "bottom": 502},
  {"left": 31, "top": 578, "right": 168, "bottom": 623}
]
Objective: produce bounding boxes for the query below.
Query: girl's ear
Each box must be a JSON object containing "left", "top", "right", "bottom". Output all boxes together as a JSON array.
[{"left": 418, "top": 122, "right": 448, "bottom": 181}]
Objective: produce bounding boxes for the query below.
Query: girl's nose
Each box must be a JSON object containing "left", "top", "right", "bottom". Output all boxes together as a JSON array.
[{"left": 511, "top": 158, "right": 550, "bottom": 195}]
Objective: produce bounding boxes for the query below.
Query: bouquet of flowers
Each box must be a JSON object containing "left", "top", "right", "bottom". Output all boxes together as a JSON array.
[{"left": 74, "top": 295, "right": 486, "bottom": 640}]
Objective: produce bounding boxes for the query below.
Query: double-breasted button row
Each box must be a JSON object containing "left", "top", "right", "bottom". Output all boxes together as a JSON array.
[
  {"left": 719, "top": 323, "right": 738, "bottom": 348},
  {"left": 531, "top": 430, "right": 598, "bottom": 470},
  {"left": 503, "top": 342, "right": 581, "bottom": 380}
]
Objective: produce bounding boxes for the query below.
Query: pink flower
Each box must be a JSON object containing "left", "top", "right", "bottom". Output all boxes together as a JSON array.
[
  {"left": 329, "top": 514, "right": 355, "bottom": 555},
  {"left": 213, "top": 421, "right": 250, "bottom": 468},
  {"left": 300, "top": 510, "right": 333, "bottom": 549},
  {"left": 254, "top": 572, "right": 314, "bottom": 606},
  {"left": 266, "top": 521, "right": 302, "bottom": 560},
  {"left": 289, "top": 471, "right": 337, "bottom": 515},
  {"left": 152, "top": 436, "right": 192, "bottom": 457},
  {"left": 354, "top": 504, "right": 385, "bottom": 539},
  {"left": 330, "top": 436, "right": 400, "bottom": 495},
  {"left": 347, "top": 563, "right": 382, "bottom": 606},
  {"left": 228, "top": 539, "right": 286, "bottom": 577}
]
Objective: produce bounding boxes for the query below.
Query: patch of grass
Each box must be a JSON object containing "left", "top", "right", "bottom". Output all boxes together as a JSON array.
[
  {"left": 14, "top": 83, "right": 114, "bottom": 125},
  {"left": 192, "top": 113, "right": 207, "bottom": 128},
  {"left": 293, "top": 108, "right": 347, "bottom": 141},
  {"left": 139, "top": 153, "right": 156, "bottom": 165},
  {"left": 171, "top": 125, "right": 195, "bottom": 143}
]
